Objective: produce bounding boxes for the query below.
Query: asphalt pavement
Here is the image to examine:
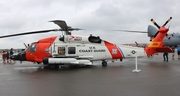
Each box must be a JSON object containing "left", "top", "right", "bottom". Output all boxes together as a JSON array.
[{"left": 0, "top": 53, "right": 180, "bottom": 96}]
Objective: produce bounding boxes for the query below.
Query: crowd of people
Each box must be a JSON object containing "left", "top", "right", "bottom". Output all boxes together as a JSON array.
[{"left": 1, "top": 48, "right": 16, "bottom": 64}]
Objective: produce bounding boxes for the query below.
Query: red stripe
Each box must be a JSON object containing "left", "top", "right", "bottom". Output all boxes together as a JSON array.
[{"left": 104, "top": 41, "right": 123, "bottom": 59}]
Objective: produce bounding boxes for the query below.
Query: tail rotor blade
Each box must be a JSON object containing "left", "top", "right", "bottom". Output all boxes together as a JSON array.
[
  {"left": 163, "top": 17, "right": 172, "bottom": 27},
  {"left": 166, "top": 34, "right": 171, "bottom": 39},
  {"left": 151, "top": 19, "right": 160, "bottom": 29}
]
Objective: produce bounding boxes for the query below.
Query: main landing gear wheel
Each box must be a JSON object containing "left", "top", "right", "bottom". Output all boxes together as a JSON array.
[{"left": 102, "top": 61, "right": 107, "bottom": 67}]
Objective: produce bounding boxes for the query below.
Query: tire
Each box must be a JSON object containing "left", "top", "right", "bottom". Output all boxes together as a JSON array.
[
  {"left": 102, "top": 61, "right": 107, "bottom": 67},
  {"left": 48, "top": 64, "right": 59, "bottom": 69}
]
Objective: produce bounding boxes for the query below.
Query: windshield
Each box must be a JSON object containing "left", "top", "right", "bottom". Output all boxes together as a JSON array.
[{"left": 28, "top": 43, "right": 37, "bottom": 52}]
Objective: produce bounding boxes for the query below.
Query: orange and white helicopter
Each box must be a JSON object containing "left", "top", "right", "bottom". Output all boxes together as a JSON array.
[{"left": 0, "top": 17, "right": 173, "bottom": 69}]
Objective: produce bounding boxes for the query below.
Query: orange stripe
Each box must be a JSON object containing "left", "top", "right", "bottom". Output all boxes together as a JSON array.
[{"left": 104, "top": 41, "right": 123, "bottom": 59}]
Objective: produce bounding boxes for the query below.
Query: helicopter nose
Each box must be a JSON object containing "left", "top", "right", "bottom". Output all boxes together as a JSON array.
[{"left": 10, "top": 51, "right": 26, "bottom": 61}]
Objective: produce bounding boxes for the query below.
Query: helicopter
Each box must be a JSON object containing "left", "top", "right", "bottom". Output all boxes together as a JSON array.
[
  {"left": 0, "top": 17, "right": 173, "bottom": 69},
  {"left": 115, "top": 17, "right": 180, "bottom": 47}
]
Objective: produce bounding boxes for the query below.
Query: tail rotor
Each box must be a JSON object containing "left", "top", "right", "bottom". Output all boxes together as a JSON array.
[{"left": 148, "top": 17, "right": 172, "bottom": 41}]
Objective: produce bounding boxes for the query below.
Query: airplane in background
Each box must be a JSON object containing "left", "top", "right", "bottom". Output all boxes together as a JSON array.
[
  {"left": 0, "top": 17, "right": 173, "bottom": 69},
  {"left": 115, "top": 17, "right": 180, "bottom": 47}
]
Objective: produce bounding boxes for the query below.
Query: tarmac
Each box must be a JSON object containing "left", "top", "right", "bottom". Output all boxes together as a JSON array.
[{"left": 0, "top": 53, "right": 180, "bottom": 96}]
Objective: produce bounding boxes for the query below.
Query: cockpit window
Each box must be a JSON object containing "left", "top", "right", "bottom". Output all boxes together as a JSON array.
[{"left": 28, "top": 43, "right": 37, "bottom": 52}]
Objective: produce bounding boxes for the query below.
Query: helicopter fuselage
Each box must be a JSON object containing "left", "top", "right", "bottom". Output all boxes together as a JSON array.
[{"left": 15, "top": 35, "right": 146, "bottom": 67}]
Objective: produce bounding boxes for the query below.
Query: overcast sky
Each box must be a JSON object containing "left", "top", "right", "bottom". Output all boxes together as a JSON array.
[{"left": 0, "top": 0, "right": 180, "bottom": 49}]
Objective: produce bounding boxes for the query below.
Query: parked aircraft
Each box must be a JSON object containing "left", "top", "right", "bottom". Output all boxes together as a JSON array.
[{"left": 0, "top": 17, "right": 173, "bottom": 68}]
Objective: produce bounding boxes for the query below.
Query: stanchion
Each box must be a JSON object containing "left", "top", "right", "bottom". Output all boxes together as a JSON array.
[{"left": 132, "top": 55, "right": 141, "bottom": 72}]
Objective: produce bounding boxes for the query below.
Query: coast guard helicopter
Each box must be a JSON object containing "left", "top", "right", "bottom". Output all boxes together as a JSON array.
[{"left": 0, "top": 17, "right": 173, "bottom": 69}]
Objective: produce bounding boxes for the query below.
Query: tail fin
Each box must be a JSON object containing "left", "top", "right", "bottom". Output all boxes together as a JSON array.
[{"left": 144, "top": 17, "right": 173, "bottom": 56}]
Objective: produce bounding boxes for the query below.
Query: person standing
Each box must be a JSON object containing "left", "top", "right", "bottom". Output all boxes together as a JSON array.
[
  {"left": 171, "top": 46, "right": 175, "bottom": 59},
  {"left": 177, "top": 45, "right": 180, "bottom": 59},
  {"left": 163, "top": 52, "right": 168, "bottom": 62},
  {"left": 6, "top": 50, "right": 10, "bottom": 63},
  {"left": 9, "top": 48, "right": 14, "bottom": 63},
  {"left": 2, "top": 50, "right": 7, "bottom": 64}
]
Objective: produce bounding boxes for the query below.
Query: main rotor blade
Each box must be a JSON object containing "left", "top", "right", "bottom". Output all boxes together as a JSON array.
[
  {"left": 113, "top": 30, "right": 147, "bottom": 33},
  {"left": 0, "top": 29, "right": 60, "bottom": 38},
  {"left": 49, "top": 20, "right": 82, "bottom": 35},
  {"left": 49, "top": 20, "right": 68, "bottom": 30}
]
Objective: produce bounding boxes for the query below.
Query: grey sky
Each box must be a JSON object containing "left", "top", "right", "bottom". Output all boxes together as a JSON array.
[{"left": 0, "top": 0, "right": 179, "bottom": 49}]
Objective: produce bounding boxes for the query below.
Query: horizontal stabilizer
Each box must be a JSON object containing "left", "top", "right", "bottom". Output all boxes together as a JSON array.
[
  {"left": 144, "top": 46, "right": 173, "bottom": 56},
  {"left": 156, "top": 46, "right": 173, "bottom": 52}
]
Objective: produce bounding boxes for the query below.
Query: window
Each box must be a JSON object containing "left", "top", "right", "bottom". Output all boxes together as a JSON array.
[
  {"left": 28, "top": 43, "right": 37, "bottom": 52},
  {"left": 58, "top": 47, "right": 65, "bottom": 55},
  {"left": 68, "top": 47, "right": 76, "bottom": 54}
]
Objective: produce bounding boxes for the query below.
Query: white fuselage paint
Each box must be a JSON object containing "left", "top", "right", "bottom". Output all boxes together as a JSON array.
[{"left": 49, "top": 35, "right": 147, "bottom": 64}]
